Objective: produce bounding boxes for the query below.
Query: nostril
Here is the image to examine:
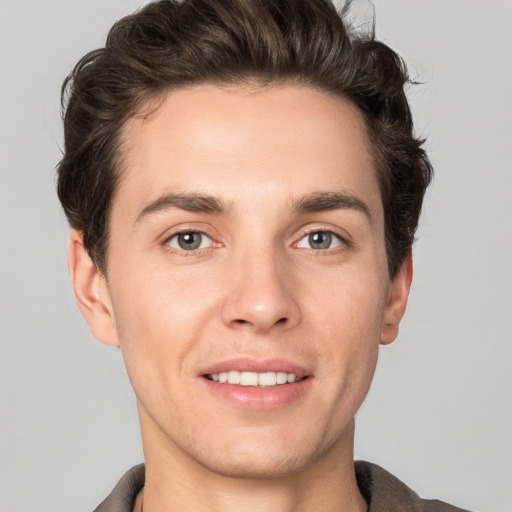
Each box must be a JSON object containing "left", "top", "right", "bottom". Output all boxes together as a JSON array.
[{"left": 231, "top": 317, "right": 288, "bottom": 329}]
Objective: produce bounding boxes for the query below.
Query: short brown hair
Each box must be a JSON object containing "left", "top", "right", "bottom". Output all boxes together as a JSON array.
[{"left": 57, "top": 0, "right": 433, "bottom": 277}]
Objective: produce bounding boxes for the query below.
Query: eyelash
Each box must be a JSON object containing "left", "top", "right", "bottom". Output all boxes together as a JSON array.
[
  {"left": 162, "top": 227, "right": 349, "bottom": 256},
  {"left": 163, "top": 229, "right": 217, "bottom": 255},
  {"left": 294, "top": 228, "right": 349, "bottom": 254}
]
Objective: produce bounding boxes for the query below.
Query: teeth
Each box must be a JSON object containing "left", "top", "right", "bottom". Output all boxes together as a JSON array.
[
  {"left": 208, "top": 371, "right": 300, "bottom": 387},
  {"left": 240, "top": 371, "right": 258, "bottom": 386},
  {"left": 258, "top": 372, "right": 278, "bottom": 387},
  {"left": 227, "top": 370, "right": 240, "bottom": 384},
  {"left": 276, "top": 372, "right": 288, "bottom": 384}
]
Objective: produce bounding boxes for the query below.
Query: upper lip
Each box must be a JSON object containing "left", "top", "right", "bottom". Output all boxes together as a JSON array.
[{"left": 199, "top": 357, "right": 311, "bottom": 379}]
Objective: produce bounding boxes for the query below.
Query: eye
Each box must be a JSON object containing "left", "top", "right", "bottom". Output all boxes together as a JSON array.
[
  {"left": 296, "top": 231, "right": 343, "bottom": 251},
  {"left": 166, "top": 231, "right": 213, "bottom": 251}
]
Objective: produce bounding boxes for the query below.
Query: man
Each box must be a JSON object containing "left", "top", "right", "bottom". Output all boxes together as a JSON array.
[{"left": 57, "top": 0, "right": 469, "bottom": 510}]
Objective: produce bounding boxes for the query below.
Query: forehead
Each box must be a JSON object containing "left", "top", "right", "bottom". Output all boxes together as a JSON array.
[{"left": 117, "top": 84, "right": 380, "bottom": 220}]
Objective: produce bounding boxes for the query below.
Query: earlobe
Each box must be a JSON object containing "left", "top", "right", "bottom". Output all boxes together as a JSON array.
[
  {"left": 380, "top": 251, "right": 413, "bottom": 345},
  {"left": 67, "top": 230, "right": 119, "bottom": 347}
]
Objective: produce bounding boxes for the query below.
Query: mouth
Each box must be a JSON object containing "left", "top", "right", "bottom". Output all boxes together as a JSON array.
[
  {"left": 199, "top": 359, "right": 312, "bottom": 409},
  {"left": 203, "top": 371, "right": 307, "bottom": 387}
]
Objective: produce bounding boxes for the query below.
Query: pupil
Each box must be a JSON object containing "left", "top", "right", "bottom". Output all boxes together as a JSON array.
[
  {"left": 309, "top": 231, "right": 331, "bottom": 250},
  {"left": 178, "top": 232, "right": 201, "bottom": 250}
]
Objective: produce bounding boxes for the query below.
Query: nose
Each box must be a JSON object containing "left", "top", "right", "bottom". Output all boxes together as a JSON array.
[{"left": 221, "top": 248, "right": 302, "bottom": 334}]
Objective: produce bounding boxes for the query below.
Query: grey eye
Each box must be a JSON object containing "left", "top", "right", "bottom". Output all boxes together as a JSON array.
[
  {"left": 167, "top": 232, "right": 212, "bottom": 251},
  {"left": 297, "top": 231, "right": 342, "bottom": 250},
  {"left": 309, "top": 232, "right": 332, "bottom": 250}
]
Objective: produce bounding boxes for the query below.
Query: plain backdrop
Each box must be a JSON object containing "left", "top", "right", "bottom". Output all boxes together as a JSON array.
[{"left": 1, "top": 1, "right": 511, "bottom": 511}]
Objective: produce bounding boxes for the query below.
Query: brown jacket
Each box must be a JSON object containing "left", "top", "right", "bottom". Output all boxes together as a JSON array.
[{"left": 93, "top": 461, "right": 470, "bottom": 512}]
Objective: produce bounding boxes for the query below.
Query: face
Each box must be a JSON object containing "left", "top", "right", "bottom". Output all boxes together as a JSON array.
[{"left": 71, "top": 84, "right": 411, "bottom": 479}]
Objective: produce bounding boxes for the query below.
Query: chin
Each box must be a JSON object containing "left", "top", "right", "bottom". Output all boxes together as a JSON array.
[
  {"left": 188, "top": 430, "right": 338, "bottom": 480},
  {"left": 194, "top": 449, "right": 315, "bottom": 479}
]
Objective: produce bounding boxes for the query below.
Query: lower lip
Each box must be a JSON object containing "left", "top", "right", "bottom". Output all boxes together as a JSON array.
[{"left": 201, "top": 377, "right": 313, "bottom": 410}]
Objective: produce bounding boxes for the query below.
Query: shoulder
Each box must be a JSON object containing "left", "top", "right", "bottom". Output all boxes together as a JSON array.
[{"left": 355, "top": 461, "right": 472, "bottom": 512}]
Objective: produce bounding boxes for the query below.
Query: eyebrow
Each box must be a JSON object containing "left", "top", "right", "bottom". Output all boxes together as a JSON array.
[
  {"left": 134, "top": 190, "right": 372, "bottom": 224},
  {"left": 135, "top": 192, "right": 230, "bottom": 223},
  {"left": 292, "top": 191, "right": 373, "bottom": 223}
]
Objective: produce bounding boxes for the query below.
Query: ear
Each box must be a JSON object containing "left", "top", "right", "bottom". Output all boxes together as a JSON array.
[
  {"left": 380, "top": 251, "right": 413, "bottom": 345},
  {"left": 67, "top": 230, "right": 119, "bottom": 347}
]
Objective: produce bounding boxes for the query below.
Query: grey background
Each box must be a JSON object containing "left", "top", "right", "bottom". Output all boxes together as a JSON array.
[{"left": 1, "top": 1, "right": 511, "bottom": 511}]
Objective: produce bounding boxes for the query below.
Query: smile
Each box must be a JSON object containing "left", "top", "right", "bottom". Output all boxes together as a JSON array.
[
  {"left": 200, "top": 360, "right": 312, "bottom": 409},
  {"left": 205, "top": 371, "right": 302, "bottom": 387}
]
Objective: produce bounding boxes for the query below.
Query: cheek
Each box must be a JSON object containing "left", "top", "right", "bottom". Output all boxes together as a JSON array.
[
  {"left": 314, "top": 282, "right": 382, "bottom": 427},
  {"left": 112, "top": 256, "right": 219, "bottom": 331},
  {"left": 108, "top": 261, "right": 221, "bottom": 385},
  {"left": 312, "top": 264, "right": 387, "bottom": 333},
  {"left": 299, "top": 272, "right": 382, "bottom": 442},
  {"left": 308, "top": 266, "right": 386, "bottom": 381}
]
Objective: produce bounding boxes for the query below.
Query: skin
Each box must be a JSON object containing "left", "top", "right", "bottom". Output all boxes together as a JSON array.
[{"left": 69, "top": 84, "right": 412, "bottom": 512}]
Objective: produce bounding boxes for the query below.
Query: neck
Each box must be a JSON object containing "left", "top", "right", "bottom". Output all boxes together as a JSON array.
[{"left": 138, "top": 411, "right": 366, "bottom": 512}]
